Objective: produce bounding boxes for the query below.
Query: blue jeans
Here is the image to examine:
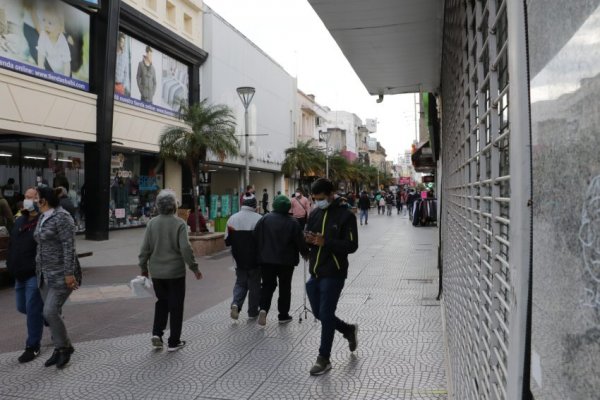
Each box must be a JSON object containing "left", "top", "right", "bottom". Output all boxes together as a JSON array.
[
  {"left": 306, "top": 277, "right": 353, "bottom": 358},
  {"left": 359, "top": 209, "right": 369, "bottom": 224},
  {"left": 232, "top": 268, "right": 261, "bottom": 317},
  {"left": 15, "top": 276, "right": 44, "bottom": 350}
]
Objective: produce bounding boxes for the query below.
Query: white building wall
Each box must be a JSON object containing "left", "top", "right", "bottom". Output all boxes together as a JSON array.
[
  {"left": 325, "top": 110, "right": 361, "bottom": 155},
  {"left": 202, "top": 8, "right": 296, "bottom": 173}
]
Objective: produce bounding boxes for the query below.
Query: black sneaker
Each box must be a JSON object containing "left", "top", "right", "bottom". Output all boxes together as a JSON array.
[
  {"left": 344, "top": 324, "right": 359, "bottom": 352},
  {"left": 44, "top": 349, "right": 60, "bottom": 367},
  {"left": 18, "top": 347, "right": 40, "bottom": 363},
  {"left": 167, "top": 341, "right": 186, "bottom": 352},
  {"left": 45, "top": 346, "right": 74, "bottom": 367},
  {"left": 309, "top": 356, "right": 332, "bottom": 376},
  {"left": 56, "top": 347, "right": 73, "bottom": 369},
  {"left": 278, "top": 315, "right": 293, "bottom": 324}
]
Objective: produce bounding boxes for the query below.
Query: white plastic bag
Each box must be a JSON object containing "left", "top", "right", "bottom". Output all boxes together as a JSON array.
[{"left": 130, "top": 276, "right": 154, "bottom": 298}]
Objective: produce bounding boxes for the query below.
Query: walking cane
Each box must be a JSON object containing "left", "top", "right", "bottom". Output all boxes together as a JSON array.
[{"left": 299, "top": 258, "right": 313, "bottom": 323}]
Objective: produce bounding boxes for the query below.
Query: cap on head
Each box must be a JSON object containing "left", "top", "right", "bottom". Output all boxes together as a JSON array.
[
  {"left": 272, "top": 195, "right": 291, "bottom": 214},
  {"left": 242, "top": 194, "right": 257, "bottom": 209}
]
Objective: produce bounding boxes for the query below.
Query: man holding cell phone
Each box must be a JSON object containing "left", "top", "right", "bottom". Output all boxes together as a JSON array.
[{"left": 304, "top": 178, "right": 359, "bottom": 376}]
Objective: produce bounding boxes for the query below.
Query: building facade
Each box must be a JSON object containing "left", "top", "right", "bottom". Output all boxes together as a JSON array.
[
  {"left": 296, "top": 90, "right": 327, "bottom": 144},
  {"left": 0, "top": 0, "right": 206, "bottom": 238},
  {"left": 201, "top": 6, "right": 296, "bottom": 201}
]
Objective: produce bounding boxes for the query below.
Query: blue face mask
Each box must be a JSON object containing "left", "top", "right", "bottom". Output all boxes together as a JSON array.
[{"left": 315, "top": 199, "right": 330, "bottom": 210}]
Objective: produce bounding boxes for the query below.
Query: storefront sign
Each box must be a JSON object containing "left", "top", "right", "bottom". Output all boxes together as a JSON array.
[
  {"left": 115, "top": 208, "right": 126, "bottom": 218},
  {"left": 209, "top": 195, "right": 218, "bottom": 219},
  {"left": 221, "top": 195, "right": 231, "bottom": 218},
  {"left": 231, "top": 195, "right": 239, "bottom": 214},
  {"left": 199, "top": 195, "right": 206, "bottom": 215},
  {"left": 113, "top": 31, "right": 189, "bottom": 117},
  {"left": 117, "top": 170, "right": 131, "bottom": 178},
  {"left": 0, "top": 0, "right": 90, "bottom": 91},
  {"left": 139, "top": 175, "right": 159, "bottom": 191}
]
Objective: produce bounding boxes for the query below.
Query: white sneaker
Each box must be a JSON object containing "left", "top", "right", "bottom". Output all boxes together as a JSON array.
[
  {"left": 151, "top": 336, "right": 163, "bottom": 349},
  {"left": 230, "top": 305, "right": 239, "bottom": 320},
  {"left": 258, "top": 310, "right": 267, "bottom": 326}
]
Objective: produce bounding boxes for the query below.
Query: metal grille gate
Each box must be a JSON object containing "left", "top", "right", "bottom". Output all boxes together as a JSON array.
[{"left": 440, "top": 0, "right": 522, "bottom": 398}]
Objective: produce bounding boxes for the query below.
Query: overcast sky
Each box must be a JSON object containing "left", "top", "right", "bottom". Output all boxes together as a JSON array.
[{"left": 203, "top": 0, "right": 419, "bottom": 162}]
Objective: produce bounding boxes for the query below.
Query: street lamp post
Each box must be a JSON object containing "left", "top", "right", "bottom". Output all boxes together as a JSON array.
[{"left": 236, "top": 86, "right": 255, "bottom": 189}]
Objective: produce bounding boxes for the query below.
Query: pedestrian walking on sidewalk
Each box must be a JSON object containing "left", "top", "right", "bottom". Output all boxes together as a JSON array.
[
  {"left": 378, "top": 194, "right": 386, "bottom": 215},
  {"left": 304, "top": 178, "right": 359, "bottom": 376},
  {"left": 261, "top": 188, "right": 269, "bottom": 214},
  {"left": 225, "top": 195, "right": 262, "bottom": 320},
  {"left": 34, "top": 187, "right": 80, "bottom": 369},
  {"left": 139, "top": 189, "right": 203, "bottom": 352},
  {"left": 358, "top": 191, "right": 370, "bottom": 226},
  {"left": 255, "top": 195, "right": 308, "bottom": 326},
  {"left": 385, "top": 193, "right": 394, "bottom": 216},
  {"left": 290, "top": 188, "right": 311, "bottom": 229},
  {"left": 6, "top": 188, "right": 44, "bottom": 363}
]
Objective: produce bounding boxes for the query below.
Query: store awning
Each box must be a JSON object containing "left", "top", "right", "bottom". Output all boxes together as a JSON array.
[
  {"left": 307, "top": 0, "right": 444, "bottom": 95},
  {"left": 411, "top": 140, "right": 436, "bottom": 173}
]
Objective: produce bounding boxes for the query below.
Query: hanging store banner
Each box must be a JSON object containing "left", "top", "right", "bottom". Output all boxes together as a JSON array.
[
  {"left": 0, "top": 0, "right": 90, "bottom": 91},
  {"left": 209, "top": 194, "right": 218, "bottom": 219},
  {"left": 220, "top": 195, "right": 231, "bottom": 218},
  {"left": 114, "top": 31, "right": 189, "bottom": 117}
]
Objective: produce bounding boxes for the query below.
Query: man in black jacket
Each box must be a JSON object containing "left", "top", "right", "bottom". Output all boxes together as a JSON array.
[
  {"left": 305, "top": 178, "right": 359, "bottom": 376},
  {"left": 225, "top": 195, "right": 262, "bottom": 320},
  {"left": 255, "top": 195, "right": 307, "bottom": 326},
  {"left": 358, "top": 191, "right": 370, "bottom": 225},
  {"left": 6, "top": 188, "right": 44, "bottom": 363}
]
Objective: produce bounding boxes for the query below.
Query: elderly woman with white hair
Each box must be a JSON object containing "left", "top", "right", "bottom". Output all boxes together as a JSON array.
[{"left": 139, "top": 189, "right": 202, "bottom": 351}]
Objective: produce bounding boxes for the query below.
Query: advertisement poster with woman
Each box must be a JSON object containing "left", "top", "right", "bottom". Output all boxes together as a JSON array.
[
  {"left": 0, "top": 0, "right": 90, "bottom": 90},
  {"left": 114, "top": 31, "right": 189, "bottom": 117}
]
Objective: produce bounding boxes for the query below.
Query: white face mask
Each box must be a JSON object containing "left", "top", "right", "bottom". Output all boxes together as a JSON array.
[
  {"left": 315, "top": 199, "right": 330, "bottom": 210},
  {"left": 23, "top": 199, "right": 36, "bottom": 211},
  {"left": 295, "top": 192, "right": 301, "bottom": 197}
]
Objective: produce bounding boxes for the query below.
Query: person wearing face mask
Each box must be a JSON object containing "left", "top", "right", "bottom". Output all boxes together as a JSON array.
[
  {"left": 6, "top": 188, "right": 44, "bottom": 363},
  {"left": 304, "top": 178, "right": 359, "bottom": 376},
  {"left": 34, "top": 187, "right": 80, "bottom": 369},
  {"left": 290, "top": 188, "right": 311, "bottom": 229}
]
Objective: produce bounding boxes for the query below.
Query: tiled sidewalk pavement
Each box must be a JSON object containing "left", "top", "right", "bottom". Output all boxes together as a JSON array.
[{"left": 0, "top": 213, "right": 447, "bottom": 400}]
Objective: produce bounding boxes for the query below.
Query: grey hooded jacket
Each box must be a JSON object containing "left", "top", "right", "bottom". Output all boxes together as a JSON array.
[{"left": 34, "top": 207, "right": 80, "bottom": 289}]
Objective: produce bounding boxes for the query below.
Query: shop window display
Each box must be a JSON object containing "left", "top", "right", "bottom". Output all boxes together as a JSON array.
[{"left": 109, "top": 151, "right": 162, "bottom": 228}]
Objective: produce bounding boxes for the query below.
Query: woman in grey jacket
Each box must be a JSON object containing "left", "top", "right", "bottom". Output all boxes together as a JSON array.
[
  {"left": 34, "top": 187, "right": 80, "bottom": 369},
  {"left": 139, "top": 190, "right": 202, "bottom": 352}
]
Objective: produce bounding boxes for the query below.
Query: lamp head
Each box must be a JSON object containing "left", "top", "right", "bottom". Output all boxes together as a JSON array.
[{"left": 237, "top": 86, "right": 256, "bottom": 109}]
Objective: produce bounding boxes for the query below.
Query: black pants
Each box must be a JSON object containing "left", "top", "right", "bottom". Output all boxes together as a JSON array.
[
  {"left": 295, "top": 217, "right": 307, "bottom": 230},
  {"left": 259, "top": 264, "right": 294, "bottom": 319},
  {"left": 152, "top": 277, "right": 185, "bottom": 347}
]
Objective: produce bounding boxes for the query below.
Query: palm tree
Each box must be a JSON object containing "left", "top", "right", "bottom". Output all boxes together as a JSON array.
[
  {"left": 328, "top": 152, "right": 350, "bottom": 187},
  {"left": 281, "top": 139, "right": 324, "bottom": 189},
  {"left": 160, "top": 99, "right": 238, "bottom": 233}
]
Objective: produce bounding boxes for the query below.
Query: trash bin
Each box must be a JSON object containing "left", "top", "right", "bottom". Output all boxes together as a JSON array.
[{"left": 214, "top": 217, "right": 228, "bottom": 232}]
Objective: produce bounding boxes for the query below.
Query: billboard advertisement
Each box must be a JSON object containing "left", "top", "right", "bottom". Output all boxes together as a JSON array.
[
  {"left": 0, "top": 0, "right": 90, "bottom": 90},
  {"left": 114, "top": 31, "right": 189, "bottom": 117}
]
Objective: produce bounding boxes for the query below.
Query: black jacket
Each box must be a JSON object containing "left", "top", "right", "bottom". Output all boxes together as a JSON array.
[
  {"left": 225, "top": 207, "right": 262, "bottom": 269},
  {"left": 358, "top": 195, "right": 370, "bottom": 210},
  {"left": 6, "top": 213, "right": 39, "bottom": 281},
  {"left": 306, "top": 198, "right": 358, "bottom": 279},
  {"left": 254, "top": 212, "right": 307, "bottom": 267}
]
